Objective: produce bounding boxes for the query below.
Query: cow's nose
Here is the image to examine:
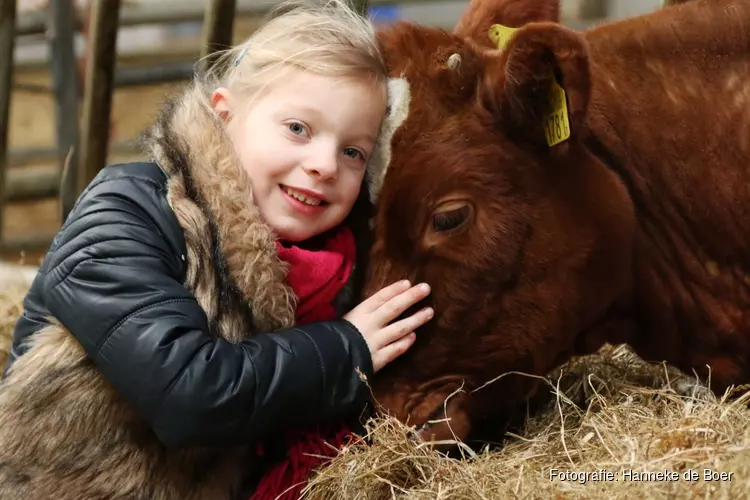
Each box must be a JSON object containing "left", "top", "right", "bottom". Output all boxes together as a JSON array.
[{"left": 414, "top": 392, "right": 472, "bottom": 445}]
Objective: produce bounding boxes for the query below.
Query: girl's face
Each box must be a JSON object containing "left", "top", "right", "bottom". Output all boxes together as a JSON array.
[{"left": 212, "top": 68, "right": 386, "bottom": 242}]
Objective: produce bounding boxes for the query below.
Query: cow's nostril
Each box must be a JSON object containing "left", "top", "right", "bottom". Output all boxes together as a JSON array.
[
  {"left": 417, "top": 404, "right": 446, "bottom": 433},
  {"left": 411, "top": 389, "right": 471, "bottom": 445}
]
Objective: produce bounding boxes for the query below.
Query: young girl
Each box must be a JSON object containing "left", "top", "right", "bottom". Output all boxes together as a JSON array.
[{"left": 0, "top": 1, "right": 432, "bottom": 498}]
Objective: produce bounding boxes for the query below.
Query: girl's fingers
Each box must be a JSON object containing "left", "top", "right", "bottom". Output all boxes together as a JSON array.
[
  {"left": 359, "top": 279, "right": 412, "bottom": 313},
  {"left": 378, "top": 307, "right": 434, "bottom": 345},
  {"left": 376, "top": 283, "right": 431, "bottom": 322},
  {"left": 373, "top": 332, "right": 417, "bottom": 373}
]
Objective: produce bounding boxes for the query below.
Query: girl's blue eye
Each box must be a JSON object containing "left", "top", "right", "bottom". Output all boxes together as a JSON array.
[
  {"left": 288, "top": 123, "right": 306, "bottom": 135},
  {"left": 344, "top": 147, "right": 363, "bottom": 161}
]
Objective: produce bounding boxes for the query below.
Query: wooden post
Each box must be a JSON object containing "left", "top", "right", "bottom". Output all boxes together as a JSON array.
[
  {"left": 5, "top": 169, "right": 60, "bottom": 202},
  {"left": 579, "top": 0, "right": 607, "bottom": 19},
  {"left": 0, "top": 0, "right": 16, "bottom": 251},
  {"left": 48, "top": 0, "right": 81, "bottom": 221},
  {"left": 200, "top": 0, "right": 237, "bottom": 73},
  {"left": 76, "top": 0, "right": 121, "bottom": 205},
  {"left": 2, "top": 233, "right": 58, "bottom": 255}
]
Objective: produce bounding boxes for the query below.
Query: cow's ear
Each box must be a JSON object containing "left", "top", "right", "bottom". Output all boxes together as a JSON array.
[
  {"left": 481, "top": 22, "right": 590, "bottom": 151},
  {"left": 454, "top": 0, "right": 560, "bottom": 49}
]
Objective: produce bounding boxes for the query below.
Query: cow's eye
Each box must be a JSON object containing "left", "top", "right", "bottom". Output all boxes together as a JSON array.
[{"left": 431, "top": 204, "right": 471, "bottom": 232}]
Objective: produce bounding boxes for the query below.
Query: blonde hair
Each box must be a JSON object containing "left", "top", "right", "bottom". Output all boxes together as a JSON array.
[{"left": 201, "top": 0, "right": 387, "bottom": 107}]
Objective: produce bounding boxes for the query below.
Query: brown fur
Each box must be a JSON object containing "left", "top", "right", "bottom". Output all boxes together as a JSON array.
[
  {"left": 0, "top": 81, "right": 368, "bottom": 498},
  {"left": 365, "top": 0, "right": 750, "bottom": 444},
  {"left": 453, "top": 0, "right": 559, "bottom": 49}
]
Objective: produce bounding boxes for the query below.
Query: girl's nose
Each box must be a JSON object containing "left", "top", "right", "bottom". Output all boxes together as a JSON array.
[{"left": 302, "top": 146, "right": 338, "bottom": 180}]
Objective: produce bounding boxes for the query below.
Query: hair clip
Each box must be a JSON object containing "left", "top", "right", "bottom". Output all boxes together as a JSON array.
[{"left": 234, "top": 46, "right": 249, "bottom": 66}]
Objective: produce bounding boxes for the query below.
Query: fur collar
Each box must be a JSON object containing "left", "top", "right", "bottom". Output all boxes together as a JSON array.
[{"left": 142, "top": 83, "right": 297, "bottom": 332}]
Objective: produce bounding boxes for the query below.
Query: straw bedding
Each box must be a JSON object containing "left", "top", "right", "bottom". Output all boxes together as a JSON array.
[
  {"left": 1, "top": 281, "right": 748, "bottom": 499},
  {"left": 301, "top": 345, "right": 750, "bottom": 500}
]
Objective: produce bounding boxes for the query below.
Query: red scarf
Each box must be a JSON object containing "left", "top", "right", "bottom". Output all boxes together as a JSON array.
[{"left": 249, "top": 225, "right": 358, "bottom": 500}]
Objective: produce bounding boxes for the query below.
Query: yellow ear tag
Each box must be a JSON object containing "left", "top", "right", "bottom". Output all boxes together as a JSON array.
[
  {"left": 488, "top": 24, "right": 518, "bottom": 51},
  {"left": 488, "top": 24, "right": 571, "bottom": 147},
  {"left": 544, "top": 80, "right": 570, "bottom": 146}
]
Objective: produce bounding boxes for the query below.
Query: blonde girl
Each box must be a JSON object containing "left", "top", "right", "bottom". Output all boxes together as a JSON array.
[{"left": 0, "top": 1, "right": 432, "bottom": 499}]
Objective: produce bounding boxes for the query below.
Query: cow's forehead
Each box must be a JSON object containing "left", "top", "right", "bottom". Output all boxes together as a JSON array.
[
  {"left": 368, "top": 25, "right": 483, "bottom": 203},
  {"left": 378, "top": 22, "right": 469, "bottom": 73}
]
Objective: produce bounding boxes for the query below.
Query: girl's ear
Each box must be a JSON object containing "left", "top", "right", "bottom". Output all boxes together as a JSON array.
[{"left": 210, "top": 87, "right": 232, "bottom": 122}]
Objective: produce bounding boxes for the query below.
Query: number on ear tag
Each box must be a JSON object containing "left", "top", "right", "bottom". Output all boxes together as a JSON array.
[{"left": 544, "top": 80, "right": 571, "bottom": 146}]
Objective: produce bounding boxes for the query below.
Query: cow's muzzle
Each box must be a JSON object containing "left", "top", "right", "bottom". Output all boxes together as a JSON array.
[{"left": 413, "top": 389, "right": 471, "bottom": 447}]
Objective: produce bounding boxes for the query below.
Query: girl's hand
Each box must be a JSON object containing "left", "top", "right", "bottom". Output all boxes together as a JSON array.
[{"left": 343, "top": 280, "right": 433, "bottom": 373}]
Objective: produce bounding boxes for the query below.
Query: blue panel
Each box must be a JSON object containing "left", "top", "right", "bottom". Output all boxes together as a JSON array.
[{"left": 368, "top": 4, "right": 401, "bottom": 24}]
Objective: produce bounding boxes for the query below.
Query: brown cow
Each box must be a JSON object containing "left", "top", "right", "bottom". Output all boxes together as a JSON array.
[{"left": 364, "top": 0, "right": 750, "bottom": 445}]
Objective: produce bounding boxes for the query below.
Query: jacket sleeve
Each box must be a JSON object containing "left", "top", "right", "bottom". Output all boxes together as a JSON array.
[{"left": 40, "top": 175, "right": 374, "bottom": 448}]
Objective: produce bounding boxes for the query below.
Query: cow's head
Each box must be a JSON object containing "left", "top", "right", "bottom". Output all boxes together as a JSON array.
[{"left": 365, "top": 0, "right": 637, "bottom": 444}]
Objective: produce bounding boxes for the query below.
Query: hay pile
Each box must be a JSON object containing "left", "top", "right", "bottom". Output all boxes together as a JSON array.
[{"left": 303, "top": 345, "right": 750, "bottom": 499}]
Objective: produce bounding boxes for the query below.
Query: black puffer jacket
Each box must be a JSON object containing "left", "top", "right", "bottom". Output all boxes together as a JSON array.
[
  {"left": 4, "top": 81, "right": 377, "bottom": 460},
  {"left": 6, "top": 160, "right": 374, "bottom": 448}
]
